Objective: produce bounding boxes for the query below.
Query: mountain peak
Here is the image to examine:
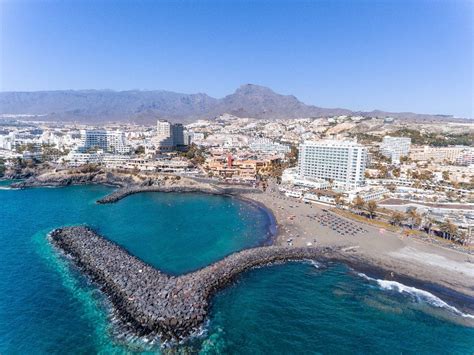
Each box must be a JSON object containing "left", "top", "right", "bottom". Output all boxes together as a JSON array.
[
  {"left": 233, "top": 84, "right": 276, "bottom": 96},
  {"left": 0, "top": 85, "right": 456, "bottom": 123}
]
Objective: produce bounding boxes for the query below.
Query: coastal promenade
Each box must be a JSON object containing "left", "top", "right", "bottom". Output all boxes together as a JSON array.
[{"left": 50, "top": 226, "right": 333, "bottom": 341}]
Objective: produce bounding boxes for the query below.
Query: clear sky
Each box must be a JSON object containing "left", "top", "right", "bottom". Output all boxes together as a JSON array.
[{"left": 1, "top": 0, "right": 472, "bottom": 117}]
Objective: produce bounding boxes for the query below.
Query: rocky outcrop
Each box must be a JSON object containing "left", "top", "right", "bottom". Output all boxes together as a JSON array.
[
  {"left": 10, "top": 171, "right": 139, "bottom": 188},
  {"left": 50, "top": 226, "right": 333, "bottom": 341}
]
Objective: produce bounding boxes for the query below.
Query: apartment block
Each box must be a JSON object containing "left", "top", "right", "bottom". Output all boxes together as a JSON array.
[{"left": 298, "top": 140, "right": 367, "bottom": 189}]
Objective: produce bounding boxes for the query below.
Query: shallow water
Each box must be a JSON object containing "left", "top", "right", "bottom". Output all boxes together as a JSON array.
[{"left": 0, "top": 183, "right": 473, "bottom": 353}]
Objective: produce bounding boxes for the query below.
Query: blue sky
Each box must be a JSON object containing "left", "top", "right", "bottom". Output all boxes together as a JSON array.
[{"left": 1, "top": 0, "right": 472, "bottom": 117}]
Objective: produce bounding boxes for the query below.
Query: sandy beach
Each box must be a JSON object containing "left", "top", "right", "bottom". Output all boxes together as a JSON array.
[{"left": 242, "top": 181, "right": 474, "bottom": 309}]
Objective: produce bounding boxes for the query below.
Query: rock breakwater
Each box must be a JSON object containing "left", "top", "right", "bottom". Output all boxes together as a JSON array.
[
  {"left": 50, "top": 226, "right": 332, "bottom": 341},
  {"left": 96, "top": 184, "right": 259, "bottom": 204}
]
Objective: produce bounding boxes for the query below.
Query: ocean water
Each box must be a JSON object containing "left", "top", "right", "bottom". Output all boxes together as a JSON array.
[{"left": 0, "top": 183, "right": 473, "bottom": 354}]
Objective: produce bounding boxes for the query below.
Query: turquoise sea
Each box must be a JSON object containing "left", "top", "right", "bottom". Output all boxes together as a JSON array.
[{"left": 0, "top": 182, "right": 473, "bottom": 354}]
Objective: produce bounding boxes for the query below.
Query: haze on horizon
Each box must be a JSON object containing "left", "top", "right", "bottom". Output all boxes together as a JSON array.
[{"left": 0, "top": 0, "right": 472, "bottom": 118}]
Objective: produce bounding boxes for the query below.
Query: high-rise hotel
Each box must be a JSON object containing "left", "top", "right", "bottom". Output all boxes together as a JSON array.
[
  {"left": 155, "top": 120, "right": 186, "bottom": 151},
  {"left": 298, "top": 140, "right": 367, "bottom": 189}
]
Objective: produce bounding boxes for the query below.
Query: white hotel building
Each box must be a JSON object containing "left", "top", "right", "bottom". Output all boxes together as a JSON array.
[
  {"left": 298, "top": 140, "right": 368, "bottom": 190},
  {"left": 380, "top": 136, "right": 411, "bottom": 164},
  {"left": 79, "top": 129, "right": 130, "bottom": 154}
]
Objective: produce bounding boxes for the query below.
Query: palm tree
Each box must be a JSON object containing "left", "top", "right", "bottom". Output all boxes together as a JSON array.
[
  {"left": 334, "top": 193, "right": 345, "bottom": 208},
  {"left": 352, "top": 196, "right": 365, "bottom": 215},
  {"left": 406, "top": 208, "right": 420, "bottom": 229},
  {"left": 440, "top": 219, "right": 458, "bottom": 241},
  {"left": 457, "top": 231, "right": 469, "bottom": 246},
  {"left": 386, "top": 184, "right": 397, "bottom": 193},
  {"left": 423, "top": 216, "right": 435, "bottom": 236},
  {"left": 366, "top": 200, "right": 378, "bottom": 219},
  {"left": 442, "top": 170, "right": 450, "bottom": 181},
  {"left": 390, "top": 211, "right": 405, "bottom": 226},
  {"left": 446, "top": 190, "right": 456, "bottom": 200}
]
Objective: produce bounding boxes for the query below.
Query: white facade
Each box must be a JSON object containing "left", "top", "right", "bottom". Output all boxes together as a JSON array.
[
  {"left": 298, "top": 140, "right": 367, "bottom": 190},
  {"left": 249, "top": 138, "right": 290, "bottom": 154},
  {"left": 409, "top": 145, "right": 467, "bottom": 163},
  {"left": 155, "top": 120, "right": 174, "bottom": 150},
  {"left": 380, "top": 136, "right": 411, "bottom": 164},
  {"left": 67, "top": 151, "right": 103, "bottom": 166},
  {"left": 456, "top": 150, "right": 474, "bottom": 166},
  {"left": 79, "top": 130, "right": 130, "bottom": 154},
  {"left": 348, "top": 187, "right": 389, "bottom": 202}
]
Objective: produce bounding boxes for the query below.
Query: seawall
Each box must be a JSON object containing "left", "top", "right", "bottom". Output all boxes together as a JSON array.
[{"left": 50, "top": 226, "right": 332, "bottom": 341}]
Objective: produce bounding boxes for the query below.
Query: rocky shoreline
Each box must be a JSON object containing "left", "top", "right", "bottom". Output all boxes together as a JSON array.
[
  {"left": 9, "top": 171, "right": 136, "bottom": 189},
  {"left": 50, "top": 226, "right": 334, "bottom": 341}
]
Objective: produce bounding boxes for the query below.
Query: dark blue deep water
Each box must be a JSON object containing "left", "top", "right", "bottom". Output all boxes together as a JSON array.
[{"left": 0, "top": 182, "right": 473, "bottom": 354}]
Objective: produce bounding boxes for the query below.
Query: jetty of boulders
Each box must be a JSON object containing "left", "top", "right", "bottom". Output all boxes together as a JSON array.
[
  {"left": 50, "top": 226, "right": 332, "bottom": 341},
  {"left": 96, "top": 184, "right": 259, "bottom": 204}
]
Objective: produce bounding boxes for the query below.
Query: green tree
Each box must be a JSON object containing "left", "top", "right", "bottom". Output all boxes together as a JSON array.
[
  {"left": 391, "top": 167, "right": 401, "bottom": 178},
  {"left": 287, "top": 145, "right": 299, "bottom": 166},
  {"left": 390, "top": 211, "right": 405, "bottom": 226},
  {"left": 184, "top": 144, "right": 206, "bottom": 165},
  {"left": 334, "top": 193, "right": 345, "bottom": 208},
  {"left": 440, "top": 219, "right": 458, "bottom": 241},
  {"left": 458, "top": 231, "right": 470, "bottom": 246},
  {"left": 423, "top": 216, "right": 435, "bottom": 235},
  {"left": 407, "top": 208, "right": 421, "bottom": 229},
  {"left": 366, "top": 200, "right": 378, "bottom": 219},
  {"left": 352, "top": 196, "right": 365, "bottom": 214},
  {"left": 386, "top": 184, "right": 397, "bottom": 192},
  {"left": 378, "top": 165, "right": 389, "bottom": 178},
  {"left": 135, "top": 145, "right": 145, "bottom": 154}
]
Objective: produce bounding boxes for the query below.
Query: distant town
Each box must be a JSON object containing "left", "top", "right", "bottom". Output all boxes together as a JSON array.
[{"left": 1, "top": 113, "right": 473, "bottom": 246}]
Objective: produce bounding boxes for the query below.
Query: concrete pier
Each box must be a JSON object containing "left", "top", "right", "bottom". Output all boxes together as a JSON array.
[{"left": 50, "top": 226, "right": 331, "bottom": 341}]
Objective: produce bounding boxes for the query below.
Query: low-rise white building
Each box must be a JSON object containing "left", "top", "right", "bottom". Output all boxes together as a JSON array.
[
  {"left": 79, "top": 129, "right": 131, "bottom": 154},
  {"left": 249, "top": 138, "right": 290, "bottom": 155},
  {"left": 409, "top": 145, "right": 468, "bottom": 163},
  {"left": 348, "top": 186, "right": 389, "bottom": 202}
]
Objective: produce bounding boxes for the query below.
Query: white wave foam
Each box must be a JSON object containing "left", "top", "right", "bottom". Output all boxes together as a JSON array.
[
  {"left": 309, "top": 260, "right": 321, "bottom": 269},
  {"left": 376, "top": 280, "right": 474, "bottom": 320},
  {"left": 356, "top": 272, "right": 375, "bottom": 281},
  {"left": 356, "top": 272, "right": 474, "bottom": 320}
]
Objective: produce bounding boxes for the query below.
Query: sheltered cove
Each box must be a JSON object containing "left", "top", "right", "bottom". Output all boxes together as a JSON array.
[{"left": 50, "top": 226, "right": 334, "bottom": 341}]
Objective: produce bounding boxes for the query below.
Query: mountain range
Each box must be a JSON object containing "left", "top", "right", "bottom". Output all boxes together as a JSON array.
[{"left": 0, "top": 84, "right": 457, "bottom": 124}]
